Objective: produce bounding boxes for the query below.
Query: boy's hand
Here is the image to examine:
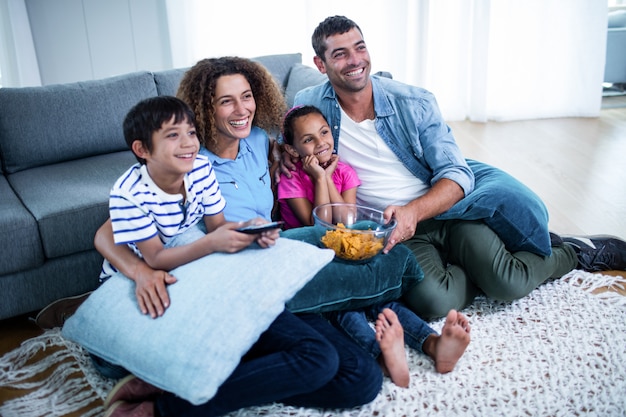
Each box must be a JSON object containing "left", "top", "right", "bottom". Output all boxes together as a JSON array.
[
  {"left": 210, "top": 222, "right": 258, "bottom": 253},
  {"left": 133, "top": 263, "right": 177, "bottom": 319}
]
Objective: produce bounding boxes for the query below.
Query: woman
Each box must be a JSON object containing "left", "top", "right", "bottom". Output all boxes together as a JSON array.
[{"left": 95, "top": 57, "right": 383, "bottom": 417}]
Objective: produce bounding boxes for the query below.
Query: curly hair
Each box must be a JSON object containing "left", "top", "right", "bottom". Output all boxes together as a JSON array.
[{"left": 176, "top": 56, "right": 287, "bottom": 151}]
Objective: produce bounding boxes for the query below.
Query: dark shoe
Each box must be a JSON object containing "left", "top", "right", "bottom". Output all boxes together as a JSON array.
[
  {"left": 562, "top": 235, "right": 626, "bottom": 272},
  {"left": 35, "top": 291, "right": 92, "bottom": 329},
  {"left": 104, "top": 400, "right": 154, "bottom": 417},
  {"left": 105, "top": 374, "right": 163, "bottom": 409},
  {"left": 549, "top": 232, "right": 564, "bottom": 247}
]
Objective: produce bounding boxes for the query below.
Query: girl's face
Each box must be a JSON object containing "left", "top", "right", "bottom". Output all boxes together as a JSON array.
[
  {"left": 212, "top": 74, "right": 256, "bottom": 142},
  {"left": 287, "top": 113, "right": 335, "bottom": 165}
]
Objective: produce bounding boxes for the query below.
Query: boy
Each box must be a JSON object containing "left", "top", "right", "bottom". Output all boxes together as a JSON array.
[{"left": 103, "top": 96, "right": 275, "bottom": 309}]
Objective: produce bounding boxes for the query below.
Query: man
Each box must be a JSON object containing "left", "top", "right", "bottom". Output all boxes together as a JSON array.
[{"left": 288, "top": 15, "right": 626, "bottom": 319}]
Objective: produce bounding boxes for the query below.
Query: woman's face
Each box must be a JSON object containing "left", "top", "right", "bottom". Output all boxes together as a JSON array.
[{"left": 212, "top": 74, "right": 256, "bottom": 143}]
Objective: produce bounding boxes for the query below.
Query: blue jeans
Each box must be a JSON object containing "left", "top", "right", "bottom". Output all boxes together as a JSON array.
[
  {"left": 328, "top": 301, "right": 437, "bottom": 358},
  {"left": 155, "top": 311, "right": 382, "bottom": 417}
]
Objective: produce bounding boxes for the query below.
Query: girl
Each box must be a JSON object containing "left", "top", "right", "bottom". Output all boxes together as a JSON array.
[
  {"left": 278, "top": 105, "right": 471, "bottom": 387},
  {"left": 277, "top": 105, "right": 360, "bottom": 229}
]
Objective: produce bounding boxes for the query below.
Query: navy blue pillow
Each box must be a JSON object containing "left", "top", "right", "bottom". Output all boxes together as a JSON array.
[
  {"left": 436, "top": 159, "right": 551, "bottom": 256},
  {"left": 282, "top": 226, "right": 423, "bottom": 313}
]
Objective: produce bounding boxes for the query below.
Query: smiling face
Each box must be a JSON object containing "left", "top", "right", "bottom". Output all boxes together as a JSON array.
[
  {"left": 133, "top": 116, "right": 199, "bottom": 193},
  {"left": 285, "top": 112, "right": 335, "bottom": 165},
  {"left": 314, "top": 27, "right": 371, "bottom": 94},
  {"left": 213, "top": 74, "right": 256, "bottom": 144}
]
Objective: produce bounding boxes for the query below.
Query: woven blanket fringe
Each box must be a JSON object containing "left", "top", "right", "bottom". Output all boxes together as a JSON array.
[
  {"left": 0, "top": 329, "right": 107, "bottom": 417},
  {"left": 565, "top": 269, "right": 626, "bottom": 308},
  {"left": 0, "top": 269, "right": 624, "bottom": 417}
]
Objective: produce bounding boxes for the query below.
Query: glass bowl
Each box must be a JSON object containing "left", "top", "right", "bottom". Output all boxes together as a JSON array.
[{"left": 312, "top": 203, "right": 397, "bottom": 261}]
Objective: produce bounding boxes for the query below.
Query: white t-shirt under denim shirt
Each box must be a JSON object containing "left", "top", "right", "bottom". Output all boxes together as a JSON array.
[
  {"left": 338, "top": 107, "right": 429, "bottom": 211},
  {"left": 99, "top": 154, "right": 226, "bottom": 281}
]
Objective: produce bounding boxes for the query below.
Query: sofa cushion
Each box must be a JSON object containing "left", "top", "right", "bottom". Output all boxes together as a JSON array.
[
  {"left": 153, "top": 68, "right": 189, "bottom": 97},
  {"left": 0, "top": 176, "right": 43, "bottom": 275},
  {"left": 252, "top": 53, "right": 302, "bottom": 91},
  {"left": 8, "top": 151, "right": 137, "bottom": 259},
  {"left": 284, "top": 64, "right": 328, "bottom": 108},
  {"left": 153, "top": 54, "right": 303, "bottom": 100},
  {"left": 0, "top": 72, "right": 157, "bottom": 174},
  {"left": 62, "top": 235, "right": 334, "bottom": 405}
]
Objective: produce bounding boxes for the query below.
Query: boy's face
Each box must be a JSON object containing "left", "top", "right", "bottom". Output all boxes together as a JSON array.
[
  {"left": 134, "top": 116, "right": 199, "bottom": 186},
  {"left": 314, "top": 27, "right": 371, "bottom": 94},
  {"left": 286, "top": 113, "right": 334, "bottom": 166},
  {"left": 213, "top": 74, "right": 256, "bottom": 143}
]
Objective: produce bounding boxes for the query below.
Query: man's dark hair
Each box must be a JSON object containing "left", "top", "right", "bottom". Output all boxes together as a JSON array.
[
  {"left": 312, "top": 15, "right": 363, "bottom": 60},
  {"left": 123, "top": 96, "right": 197, "bottom": 164}
]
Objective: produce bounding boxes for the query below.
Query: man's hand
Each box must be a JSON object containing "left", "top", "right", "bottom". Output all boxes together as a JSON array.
[
  {"left": 382, "top": 204, "right": 419, "bottom": 253},
  {"left": 274, "top": 149, "right": 299, "bottom": 183},
  {"left": 133, "top": 262, "right": 177, "bottom": 319}
]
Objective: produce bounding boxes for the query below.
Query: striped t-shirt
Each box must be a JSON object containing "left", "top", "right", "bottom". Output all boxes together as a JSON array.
[{"left": 100, "top": 154, "right": 226, "bottom": 280}]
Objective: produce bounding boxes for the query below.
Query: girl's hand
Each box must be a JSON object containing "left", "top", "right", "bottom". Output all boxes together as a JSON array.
[
  {"left": 302, "top": 155, "right": 324, "bottom": 180},
  {"left": 323, "top": 154, "right": 339, "bottom": 177}
]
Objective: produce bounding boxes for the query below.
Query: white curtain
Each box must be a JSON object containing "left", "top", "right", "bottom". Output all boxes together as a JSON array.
[
  {"left": 0, "top": 0, "right": 41, "bottom": 87},
  {"left": 1, "top": 0, "right": 607, "bottom": 121},
  {"left": 165, "top": 0, "right": 608, "bottom": 122}
]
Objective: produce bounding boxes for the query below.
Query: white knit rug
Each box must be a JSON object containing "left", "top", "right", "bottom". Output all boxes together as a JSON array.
[{"left": 1, "top": 270, "right": 625, "bottom": 417}]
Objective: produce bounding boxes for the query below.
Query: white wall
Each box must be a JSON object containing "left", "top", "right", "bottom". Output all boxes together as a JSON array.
[{"left": 25, "top": 0, "right": 171, "bottom": 85}]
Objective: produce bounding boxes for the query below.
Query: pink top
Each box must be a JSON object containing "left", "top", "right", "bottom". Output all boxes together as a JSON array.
[{"left": 277, "top": 160, "right": 360, "bottom": 229}]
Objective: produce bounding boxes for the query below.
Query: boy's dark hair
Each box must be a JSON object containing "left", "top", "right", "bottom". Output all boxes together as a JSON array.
[
  {"left": 123, "top": 96, "right": 197, "bottom": 164},
  {"left": 281, "top": 105, "right": 327, "bottom": 146},
  {"left": 312, "top": 15, "right": 363, "bottom": 60}
]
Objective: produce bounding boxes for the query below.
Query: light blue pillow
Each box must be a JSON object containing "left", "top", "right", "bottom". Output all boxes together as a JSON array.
[{"left": 62, "top": 237, "right": 334, "bottom": 405}]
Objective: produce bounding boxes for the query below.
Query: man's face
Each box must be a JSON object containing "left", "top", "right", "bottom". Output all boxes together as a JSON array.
[{"left": 314, "top": 27, "right": 371, "bottom": 94}]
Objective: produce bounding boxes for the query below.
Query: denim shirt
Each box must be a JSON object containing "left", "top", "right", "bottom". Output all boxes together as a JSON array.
[
  {"left": 294, "top": 75, "right": 475, "bottom": 196},
  {"left": 295, "top": 77, "right": 552, "bottom": 256}
]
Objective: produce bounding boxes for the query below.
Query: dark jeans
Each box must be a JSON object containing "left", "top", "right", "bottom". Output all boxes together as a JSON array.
[{"left": 155, "top": 311, "right": 382, "bottom": 417}]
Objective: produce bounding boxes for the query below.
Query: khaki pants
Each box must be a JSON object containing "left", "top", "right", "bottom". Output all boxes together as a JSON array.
[{"left": 402, "top": 219, "right": 577, "bottom": 319}]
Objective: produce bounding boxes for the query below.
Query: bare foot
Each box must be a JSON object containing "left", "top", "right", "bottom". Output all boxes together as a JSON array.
[
  {"left": 431, "top": 309, "right": 471, "bottom": 374},
  {"left": 375, "top": 308, "right": 410, "bottom": 387}
]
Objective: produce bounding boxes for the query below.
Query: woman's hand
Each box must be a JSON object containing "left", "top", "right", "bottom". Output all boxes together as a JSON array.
[
  {"left": 256, "top": 228, "right": 280, "bottom": 248},
  {"left": 238, "top": 218, "right": 281, "bottom": 248}
]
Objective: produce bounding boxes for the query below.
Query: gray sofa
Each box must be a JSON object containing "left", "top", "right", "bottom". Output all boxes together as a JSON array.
[
  {"left": 605, "top": 9, "right": 626, "bottom": 86},
  {"left": 0, "top": 53, "right": 327, "bottom": 320}
]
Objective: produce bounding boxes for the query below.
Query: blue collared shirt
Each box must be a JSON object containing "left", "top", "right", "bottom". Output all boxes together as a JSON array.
[{"left": 199, "top": 127, "right": 274, "bottom": 222}]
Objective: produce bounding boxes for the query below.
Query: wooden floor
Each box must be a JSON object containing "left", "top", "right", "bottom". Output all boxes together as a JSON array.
[{"left": 449, "top": 105, "right": 626, "bottom": 239}]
